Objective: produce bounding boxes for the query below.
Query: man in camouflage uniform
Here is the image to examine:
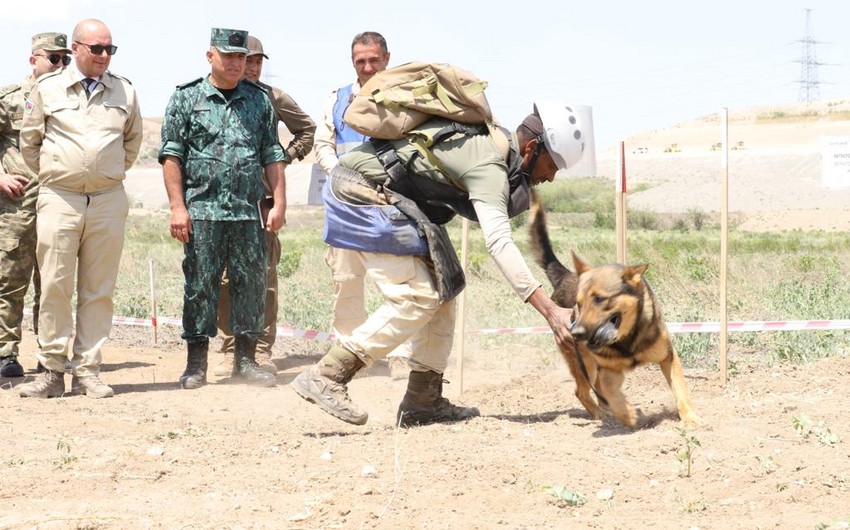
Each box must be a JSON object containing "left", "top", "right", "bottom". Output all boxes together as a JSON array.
[
  {"left": 213, "top": 34, "right": 316, "bottom": 377},
  {"left": 0, "top": 32, "right": 70, "bottom": 378},
  {"left": 160, "top": 28, "right": 287, "bottom": 390}
]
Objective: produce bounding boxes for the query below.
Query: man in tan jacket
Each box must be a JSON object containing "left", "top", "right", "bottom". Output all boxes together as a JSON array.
[{"left": 18, "top": 18, "right": 143, "bottom": 399}]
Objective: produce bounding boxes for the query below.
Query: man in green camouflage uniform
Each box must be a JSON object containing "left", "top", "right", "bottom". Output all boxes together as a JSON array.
[
  {"left": 160, "top": 28, "right": 287, "bottom": 390},
  {"left": 213, "top": 34, "right": 316, "bottom": 377},
  {"left": 0, "top": 32, "right": 70, "bottom": 378}
]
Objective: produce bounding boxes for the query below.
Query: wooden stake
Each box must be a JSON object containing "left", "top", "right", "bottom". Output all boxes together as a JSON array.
[
  {"left": 616, "top": 141, "right": 627, "bottom": 262},
  {"left": 720, "top": 109, "right": 729, "bottom": 384},
  {"left": 456, "top": 218, "right": 470, "bottom": 394},
  {"left": 149, "top": 258, "right": 158, "bottom": 347}
]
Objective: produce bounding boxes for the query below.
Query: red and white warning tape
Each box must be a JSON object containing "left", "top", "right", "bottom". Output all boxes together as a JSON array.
[
  {"left": 467, "top": 320, "right": 850, "bottom": 335},
  {"left": 26, "top": 310, "right": 850, "bottom": 342}
]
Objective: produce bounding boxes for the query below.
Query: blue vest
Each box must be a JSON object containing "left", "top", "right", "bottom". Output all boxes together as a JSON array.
[{"left": 332, "top": 83, "right": 369, "bottom": 157}]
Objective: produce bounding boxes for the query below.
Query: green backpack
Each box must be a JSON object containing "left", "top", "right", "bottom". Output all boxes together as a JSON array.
[{"left": 343, "top": 61, "right": 495, "bottom": 139}]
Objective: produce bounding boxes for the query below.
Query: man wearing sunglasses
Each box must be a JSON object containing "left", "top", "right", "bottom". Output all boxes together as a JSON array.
[
  {"left": 0, "top": 32, "right": 70, "bottom": 379},
  {"left": 18, "top": 19, "right": 143, "bottom": 399}
]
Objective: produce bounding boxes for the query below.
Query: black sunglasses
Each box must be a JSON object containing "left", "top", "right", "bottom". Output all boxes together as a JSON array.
[
  {"left": 35, "top": 53, "right": 71, "bottom": 66},
  {"left": 75, "top": 41, "right": 118, "bottom": 56}
]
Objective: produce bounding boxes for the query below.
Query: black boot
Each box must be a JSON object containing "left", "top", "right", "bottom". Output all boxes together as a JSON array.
[
  {"left": 179, "top": 339, "right": 208, "bottom": 390},
  {"left": 397, "top": 370, "right": 480, "bottom": 427},
  {"left": 232, "top": 335, "right": 276, "bottom": 387}
]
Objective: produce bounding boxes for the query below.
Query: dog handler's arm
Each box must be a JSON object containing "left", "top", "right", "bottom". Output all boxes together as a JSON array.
[
  {"left": 527, "top": 288, "right": 574, "bottom": 346},
  {"left": 471, "top": 199, "right": 574, "bottom": 346}
]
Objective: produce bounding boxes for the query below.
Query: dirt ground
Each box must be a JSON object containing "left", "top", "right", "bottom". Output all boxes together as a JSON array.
[
  {"left": 3, "top": 105, "right": 850, "bottom": 529},
  {"left": 1, "top": 323, "right": 848, "bottom": 530}
]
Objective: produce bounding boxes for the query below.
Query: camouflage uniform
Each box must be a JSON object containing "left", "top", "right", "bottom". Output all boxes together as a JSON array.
[
  {"left": 159, "top": 76, "right": 285, "bottom": 343},
  {"left": 0, "top": 76, "right": 40, "bottom": 359},
  {"left": 216, "top": 78, "right": 316, "bottom": 357}
]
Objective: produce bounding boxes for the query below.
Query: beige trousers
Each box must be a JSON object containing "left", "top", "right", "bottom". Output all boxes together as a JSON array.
[
  {"left": 326, "top": 247, "right": 412, "bottom": 361},
  {"left": 331, "top": 250, "right": 454, "bottom": 373},
  {"left": 35, "top": 186, "right": 128, "bottom": 376}
]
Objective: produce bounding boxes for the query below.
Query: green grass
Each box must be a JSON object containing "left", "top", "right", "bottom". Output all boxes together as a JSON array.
[{"left": 96, "top": 177, "right": 850, "bottom": 371}]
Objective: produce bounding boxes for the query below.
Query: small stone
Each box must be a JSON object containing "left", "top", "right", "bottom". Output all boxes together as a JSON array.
[{"left": 596, "top": 489, "right": 614, "bottom": 501}]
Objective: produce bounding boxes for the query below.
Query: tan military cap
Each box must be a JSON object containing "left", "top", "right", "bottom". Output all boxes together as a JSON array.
[
  {"left": 246, "top": 36, "right": 269, "bottom": 59},
  {"left": 32, "top": 32, "right": 71, "bottom": 53}
]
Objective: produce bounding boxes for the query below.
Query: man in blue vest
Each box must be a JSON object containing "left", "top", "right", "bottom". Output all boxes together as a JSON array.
[{"left": 313, "top": 31, "right": 410, "bottom": 379}]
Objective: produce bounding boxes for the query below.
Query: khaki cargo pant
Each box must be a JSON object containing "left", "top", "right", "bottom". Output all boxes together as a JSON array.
[
  {"left": 35, "top": 186, "right": 128, "bottom": 377},
  {"left": 332, "top": 250, "right": 453, "bottom": 373}
]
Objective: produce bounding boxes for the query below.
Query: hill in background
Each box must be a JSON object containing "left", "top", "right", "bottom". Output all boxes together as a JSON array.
[{"left": 135, "top": 99, "right": 850, "bottom": 230}]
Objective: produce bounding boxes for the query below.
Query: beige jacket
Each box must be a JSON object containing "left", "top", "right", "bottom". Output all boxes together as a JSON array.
[{"left": 20, "top": 67, "right": 143, "bottom": 193}]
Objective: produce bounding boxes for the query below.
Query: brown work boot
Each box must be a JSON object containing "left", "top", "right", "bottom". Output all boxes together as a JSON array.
[
  {"left": 231, "top": 335, "right": 276, "bottom": 387},
  {"left": 74, "top": 375, "right": 114, "bottom": 399},
  {"left": 291, "top": 345, "right": 367, "bottom": 425},
  {"left": 211, "top": 353, "right": 234, "bottom": 377},
  {"left": 19, "top": 369, "right": 65, "bottom": 398},
  {"left": 397, "top": 370, "right": 480, "bottom": 427},
  {"left": 255, "top": 350, "right": 278, "bottom": 375}
]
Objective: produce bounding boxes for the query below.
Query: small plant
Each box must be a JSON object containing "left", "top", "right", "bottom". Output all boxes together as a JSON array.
[
  {"left": 675, "top": 426, "right": 701, "bottom": 477},
  {"left": 679, "top": 498, "right": 708, "bottom": 513},
  {"left": 467, "top": 252, "right": 489, "bottom": 280},
  {"left": 55, "top": 435, "right": 78, "bottom": 467},
  {"left": 792, "top": 415, "right": 840, "bottom": 446},
  {"left": 687, "top": 208, "right": 707, "bottom": 231},
  {"left": 278, "top": 248, "right": 303, "bottom": 278},
  {"left": 814, "top": 520, "right": 850, "bottom": 530},
  {"left": 543, "top": 485, "right": 586, "bottom": 507},
  {"left": 755, "top": 454, "right": 778, "bottom": 475}
]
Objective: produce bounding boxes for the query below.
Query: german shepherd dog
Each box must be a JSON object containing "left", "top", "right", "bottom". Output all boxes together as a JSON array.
[{"left": 528, "top": 191, "right": 704, "bottom": 428}]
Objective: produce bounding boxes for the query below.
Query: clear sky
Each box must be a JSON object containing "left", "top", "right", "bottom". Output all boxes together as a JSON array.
[{"left": 2, "top": 0, "right": 847, "bottom": 149}]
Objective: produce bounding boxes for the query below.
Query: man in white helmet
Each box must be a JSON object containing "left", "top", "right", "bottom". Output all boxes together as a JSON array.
[{"left": 292, "top": 102, "right": 585, "bottom": 427}]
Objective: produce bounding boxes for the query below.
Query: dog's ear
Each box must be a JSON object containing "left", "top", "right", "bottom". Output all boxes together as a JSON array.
[
  {"left": 622, "top": 263, "right": 649, "bottom": 287},
  {"left": 572, "top": 251, "right": 591, "bottom": 274}
]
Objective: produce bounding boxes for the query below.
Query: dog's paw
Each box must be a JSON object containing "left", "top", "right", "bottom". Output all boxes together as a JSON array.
[
  {"left": 681, "top": 413, "right": 709, "bottom": 430},
  {"left": 613, "top": 406, "right": 637, "bottom": 428},
  {"left": 590, "top": 408, "right": 609, "bottom": 421}
]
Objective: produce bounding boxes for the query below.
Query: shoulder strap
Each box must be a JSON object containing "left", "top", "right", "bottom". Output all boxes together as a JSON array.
[{"left": 176, "top": 77, "right": 204, "bottom": 89}]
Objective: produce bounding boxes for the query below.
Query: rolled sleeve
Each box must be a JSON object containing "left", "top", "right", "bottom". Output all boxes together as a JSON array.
[
  {"left": 158, "top": 92, "right": 187, "bottom": 164},
  {"left": 261, "top": 143, "right": 285, "bottom": 166},
  {"left": 158, "top": 140, "right": 185, "bottom": 163}
]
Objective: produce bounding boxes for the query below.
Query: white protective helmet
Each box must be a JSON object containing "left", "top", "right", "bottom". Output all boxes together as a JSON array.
[{"left": 533, "top": 101, "right": 585, "bottom": 170}]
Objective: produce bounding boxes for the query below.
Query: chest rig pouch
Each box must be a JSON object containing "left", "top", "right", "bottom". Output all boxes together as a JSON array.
[{"left": 372, "top": 122, "right": 530, "bottom": 226}]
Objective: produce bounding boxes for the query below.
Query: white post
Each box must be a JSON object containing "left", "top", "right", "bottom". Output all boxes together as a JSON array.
[
  {"left": 615, "top": 141, "right": 627, "bottom": 262},
  {"left": 149, "top": 258, "right": 158, "bottom": 347},
  {"left": 719, "top": 109, "right": 729, "bottom": 384},
  {"left": 456, "top": 218, "right": 470, "bottom": 394}
]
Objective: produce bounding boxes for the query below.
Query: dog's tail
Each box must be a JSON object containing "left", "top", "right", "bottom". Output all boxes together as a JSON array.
[{"left": 528, "top": 188, "right": 574, "bottom": 290}]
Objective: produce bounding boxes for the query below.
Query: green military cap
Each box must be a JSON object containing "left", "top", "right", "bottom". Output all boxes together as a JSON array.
[
  {"left": 31, "top": 32, "right": 71, "bottom": 53},
  {"left": 210, "top": 27, "right": 249, "bottom": 54},
  {"left": 246, "top": 36, "right": 268, "bottom": 59}
]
